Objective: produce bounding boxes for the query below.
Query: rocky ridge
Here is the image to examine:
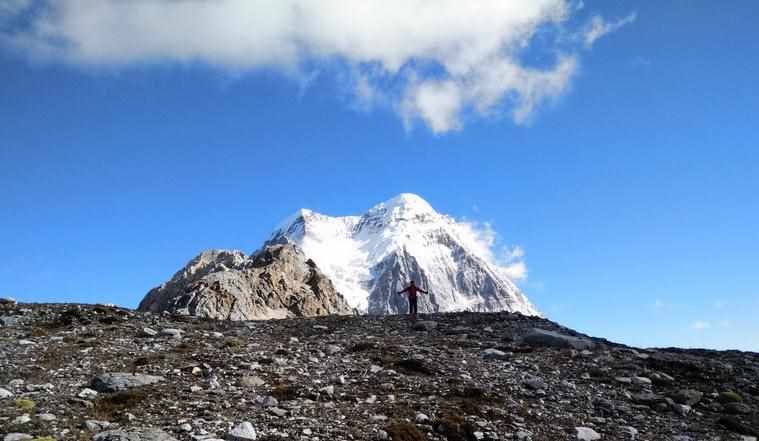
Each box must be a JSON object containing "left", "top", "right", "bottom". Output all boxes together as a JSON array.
[
  {"left": 138, "top": 244, "right": 352, "bottom": 320},
  {"left": 1, "top": 301, "right": 758, "bottom": 441}
]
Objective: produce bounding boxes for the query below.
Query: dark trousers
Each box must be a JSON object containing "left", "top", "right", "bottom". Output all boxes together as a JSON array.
[{"left": 408, "top": 296, "right": 418, "bottom": 315}]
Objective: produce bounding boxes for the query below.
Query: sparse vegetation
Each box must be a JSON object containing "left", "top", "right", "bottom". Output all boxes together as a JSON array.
[
  {"left": 386, "top": 421, "right": 426, "bottom": 441},
  {"left": 94, "top": 390, "right": 147, "bottom": 420},
  {"left": 16, "top": 399, "right": 36, "bottom": 411},
  {"left": 224, "top": 337, "right": 245, "bottom": 349}
]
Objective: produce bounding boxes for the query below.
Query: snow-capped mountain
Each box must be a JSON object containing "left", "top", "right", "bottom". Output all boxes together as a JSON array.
[{"left": 270, "top": 193, "right": 539, "bottom": 316}]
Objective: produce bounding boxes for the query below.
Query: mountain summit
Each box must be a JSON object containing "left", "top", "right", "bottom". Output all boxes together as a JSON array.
[{"left": 271, "top": 193, "right": 539, "bottom": 316}]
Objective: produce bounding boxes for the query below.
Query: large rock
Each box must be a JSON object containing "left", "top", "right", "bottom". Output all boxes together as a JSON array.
[
  {"left": 522, "top": 328, "right": 595, "bottom": 350},
  {"left": 138, "top": 244, "right": 353, "bottom": 320},
  {"left": 93, "top": 429, "right": 178, "bottom": 441},
  {"left": 92, "top": 373, "right": 165, "bottom": 392},
  {"left": 228, "top": 422, "right": 257, "bottom": 441}
]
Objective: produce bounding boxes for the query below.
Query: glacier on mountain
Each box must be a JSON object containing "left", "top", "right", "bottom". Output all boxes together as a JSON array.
[{"left": 270, "top": 193, "right": 540, "bottom": 316}]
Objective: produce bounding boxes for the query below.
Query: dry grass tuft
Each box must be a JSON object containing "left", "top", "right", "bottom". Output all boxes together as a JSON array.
[{"left": 386, "top": 421, "right": 427, "bottom": 441}]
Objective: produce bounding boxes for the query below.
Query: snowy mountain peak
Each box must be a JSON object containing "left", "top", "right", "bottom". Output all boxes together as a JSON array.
[{"left": 270, "top": 195, "right": 540, "bottom": 317}]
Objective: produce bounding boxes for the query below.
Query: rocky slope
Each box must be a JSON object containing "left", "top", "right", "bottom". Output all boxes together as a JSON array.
[
  {"left": 138, "top": 244, "right": 352, "bottom": 320},
  {"left": 2, "top": 301, "right": 758, "bottom": 441},
  {"left": 271, "top": 193, "right": 538, "bottom": 316}
]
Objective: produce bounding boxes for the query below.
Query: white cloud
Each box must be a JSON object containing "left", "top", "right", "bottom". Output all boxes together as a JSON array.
[
  {"left": 691, "top": 320, "right": 711, "bottom": 331},
  {"left": 583, "top": 12, "right": 637, "bottom": 48},
  {"left": 1, "top": 1, "right": 633, "bottom": 132},
  {"left": 453, "top": 220, "right": 528, "bottom": 281}
]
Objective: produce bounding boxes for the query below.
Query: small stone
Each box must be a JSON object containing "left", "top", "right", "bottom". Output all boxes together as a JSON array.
[
  {"left": 0, "top": 387, "right": 13, "bottom": 398},
  {"left": 141, "top": 327, "right": 158, "bottom": 337},
  {"left": 412, "top": 321, "right": 438, "bottom": 331},
  {"left": 370, "top": 415, "right": 388, "bottom": 422},
  {"left": 523, "top": 376, "right": 546, "bottom": 390},
  {"left": 178, "top": 424, "right": 192, "bottom": 432},
  {"left": 673, "top": 404, "right": 692, "bottom": 416},
  {"left": 366, "top": 395, "right": 377, "bottom": 404},
  {"left": 620, "top": 426, "right": 638, "bottom": 440},
  {"left": 161, "top": 328, "right": 184, "bottom": 338},
  {"left": 261, "top": 396, "right": 278, "bottom": 408},
  {"left": 632, "top": 377, "right": 652, "bottom": 386},
  {"left": 615, "top": 377, "right": 632, "bottom": 384},
  {"left": 326, "top": 345, "right": 342, "bottom": 355},
  {"left": 211, "top": 332, "right": 224, "bottom": 338},
  {"left": 4, "top": 435, "right": 32, "bottom": 441},
  {"left": 38, "top": 413, "right": 57, "bottom": 421},
  {"left": 18, "top": 339, "right": 35, "bottom": 346},
  {"left": 671, "top": 389, "right": 703, "bottom": 406},
  {"left": 370, "top": 365, "right": 383, "bottom": 374},
  {"left": 13, "top": 414, "right": 31, "bottom": 425},
  {"left": 576, "top": 427, "right": 601, "bottom": 440},
  {"left": 302, "top": 429, "right": 312, "bottom": 436},
  {"left": 85, "top": 420, "right": 111, "bottom": 431},
  {"left": 0, "top": 316, "right": 19, "bottom": 326},
  {"left": 515, "top": 430, "right": 531, "bottom": 440},
  {"left": 320, "top": 385, "right": 335, "bottom": 397},
  {"left": 377, "top": 430, "right": 388, "bottom": 440},
  {"left": 723, "top": 402, "right": 752, "bottom": 415},
  {"left": 415, "top": 413, "right": 430, "bottom": 424},
  {"left": 268, "top": 407, "right": 287, "bottom": 417},
  {"left": 483, "top": 348, "right": 509, "bottom": 360},
  {"left": 240, "top": 375, "right": 265, "bottom": 388},
  {"left": 192, "top": 367, "right": 203, "bottom": 376},
  {"left": 228, "top": 422, "right": 257, "bottom": 441},
  {"left": 78, "top": 388, "right": 99, "bottom": 400},
  {"left": 190, "top": 385, "right": 203, "bottom": 393}
]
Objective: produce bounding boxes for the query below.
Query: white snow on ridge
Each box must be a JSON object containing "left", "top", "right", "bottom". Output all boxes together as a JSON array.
[{"left": 272, "top": 193, "right": 539, "bottom": 316}]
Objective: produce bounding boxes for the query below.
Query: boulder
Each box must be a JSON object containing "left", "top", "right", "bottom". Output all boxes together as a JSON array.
[
  {"left": 576, "top": 427, "right": 601, "bottom": 440},
  {"left": 92, "top": 373, "right": 165, "bottom": 392},
  {"left": 521, "top": 328, "right": 595, "bottom": 350},
  {"left": 94, "top": 429, "right": 179, "bottom": 441},
  {"left": 228, "top": 422, "right": 257, "bottom": 441}
]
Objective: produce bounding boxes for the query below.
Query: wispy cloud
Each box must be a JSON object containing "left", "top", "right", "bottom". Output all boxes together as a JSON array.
[
  {"left": 691, "top": 320, "right": 711, "bottom": 331},
  {"left": 0, "top": 1, "right": 634, "bottom": 133},
  {"left": 453, "top": 221, "right": 527, "bottom": 281},
  {"left": 583, "top": 12, "right": 637, "bottom": 48}
]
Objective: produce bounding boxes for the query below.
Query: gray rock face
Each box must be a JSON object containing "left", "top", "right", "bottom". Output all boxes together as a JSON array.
[
  {"left": 521, "top": 328, "right": 596, "bottom": 350},
  {"left": 92, "top": 373, "right": 165, "bottom": 392},
  {"left": 138, "top": 244, "right": 352, "bottom": 320}
]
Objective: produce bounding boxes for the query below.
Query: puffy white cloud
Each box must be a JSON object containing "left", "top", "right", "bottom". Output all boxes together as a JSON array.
[
  {"left": 1, "top": 0, "right": 633, "bottom": 132},
  {"left": 453, "top": 220, "right": 527, "bottom": 281},
  {"left": 583, "top": 12, "right": 637, "bottom": 48}
]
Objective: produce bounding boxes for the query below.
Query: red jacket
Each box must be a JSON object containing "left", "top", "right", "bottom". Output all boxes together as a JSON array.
[{"left": 398, "top": 285, "right": 428, "bottom": 299}]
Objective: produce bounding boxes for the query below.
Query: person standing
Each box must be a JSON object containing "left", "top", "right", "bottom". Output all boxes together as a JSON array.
[{"left": 397, "top": 280, "right": 428, "bottom": 318}]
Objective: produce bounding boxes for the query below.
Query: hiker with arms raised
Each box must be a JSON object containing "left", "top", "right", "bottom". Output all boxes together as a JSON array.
[{"left": 397, "top": 280, "right": 427, "bottom": 318}]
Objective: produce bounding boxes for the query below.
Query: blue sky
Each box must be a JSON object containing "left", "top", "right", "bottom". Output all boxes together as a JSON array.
[{"left": 1, "top": 1, "right": 758, "bottom": 351}]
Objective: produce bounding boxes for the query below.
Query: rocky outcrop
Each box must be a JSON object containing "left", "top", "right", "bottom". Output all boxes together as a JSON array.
[{"left": 138, "top": 243, "right": 352, "bottom": 320}]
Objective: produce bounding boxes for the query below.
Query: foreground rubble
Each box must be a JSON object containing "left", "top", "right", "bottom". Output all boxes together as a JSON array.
[{"left": 1, "top": 303, "right": 757, "bottom": 440}]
